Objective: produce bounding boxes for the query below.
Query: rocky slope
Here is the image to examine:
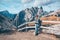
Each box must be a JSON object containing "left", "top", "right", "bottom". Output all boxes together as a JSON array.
[
  {"left": 13, "top": 7, "right": 48, "bottom": 27},
  {"left": 0, "top": 14, "right": 16, "bottom": 31}
]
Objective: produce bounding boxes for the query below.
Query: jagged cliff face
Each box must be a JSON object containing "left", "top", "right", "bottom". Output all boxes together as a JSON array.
[
  {"left": 13, "top": 7, "right": 45, "bottom": 27},
  {"left": 13, "top": 10, "right": 26, "bottom": 27}
]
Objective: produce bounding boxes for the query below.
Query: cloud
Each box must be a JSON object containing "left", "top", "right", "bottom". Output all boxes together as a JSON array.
[
  {"left": 33, "top": 0, "right": 56, "bottom": 6},
  {"left": 0, "top": 0, "right": 60, "bottom": 13},
  {"left": 0, "top": 4, "right": 7, "bottom": 11},
  {"left": 21, "top": 0, "right": 33, "bottom": 3},
  {"left": 21, "top": 0, "right": 57, "bottom": 7}
]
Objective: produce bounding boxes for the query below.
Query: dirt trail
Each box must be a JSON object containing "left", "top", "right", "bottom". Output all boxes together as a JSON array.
[{"left": 0, "top": 31, "right": 59, "bottom": 40}]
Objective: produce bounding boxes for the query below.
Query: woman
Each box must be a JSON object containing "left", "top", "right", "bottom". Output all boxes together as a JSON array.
[{"left": 35, "top": 15, "right": 42, "bottom": 35}]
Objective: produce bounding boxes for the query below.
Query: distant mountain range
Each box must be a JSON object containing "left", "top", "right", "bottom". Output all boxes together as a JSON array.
[{"left": 0, "top": 7, "right": 50, "bottom": 29}]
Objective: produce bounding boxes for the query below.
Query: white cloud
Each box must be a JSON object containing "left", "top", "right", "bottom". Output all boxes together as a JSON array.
[
  {"left": 7, "top": 6, "right": 19, "bottom": 14},
  {"left": 0, "top": 0, "right": 60, "bottom": 13},
  {"left": 34, "top": 0, "right": 53, "bottom": 6},
  {"left": 21, "top": 0, "right": 33, "bottom": 3}
]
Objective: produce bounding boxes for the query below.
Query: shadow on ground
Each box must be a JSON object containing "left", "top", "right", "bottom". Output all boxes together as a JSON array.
[{"left": 0, "top": 30, "right": 16, "bottom": 35}]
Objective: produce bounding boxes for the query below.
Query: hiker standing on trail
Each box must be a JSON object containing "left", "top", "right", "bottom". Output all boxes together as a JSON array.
[{"left": 35, "top": 15, "right": 42, "bottom": 35}]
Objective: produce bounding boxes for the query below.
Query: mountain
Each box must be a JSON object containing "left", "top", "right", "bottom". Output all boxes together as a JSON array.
[
  {"left": 0, "top": 10, "right": 17, "bottom": 30},
  {"left": 13, "top": 10, "right": 26, "bottom": 27},
  {"left": 0, "top": 7, "right": 48, "bottom": 28},
  {"left": 45, "top": 9, "right": 60, "bottom": 16},
  {"left": 13, "top": 7, "right": 48, "bottom": 27},
  {"left": 13, "top": 7, "right": 39, "bottom": 27},
  {"left": 40, "top": 9, "right": 60, "bottom": 22},
  {"left": 0, "top": 14, "right": 16, "bottom": 31},
  {"left": 0, "top": 10, "right": 17, "bottom": 20}
]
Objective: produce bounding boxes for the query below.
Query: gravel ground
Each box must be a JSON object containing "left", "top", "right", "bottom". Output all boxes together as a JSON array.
[{"left": 0, "top": 31, "right": 59, "bottom": 40}]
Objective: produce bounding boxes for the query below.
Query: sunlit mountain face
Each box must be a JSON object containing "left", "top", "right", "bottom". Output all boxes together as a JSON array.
[{"left": 0, "top": 0, "right": 60, "bottom": 14}]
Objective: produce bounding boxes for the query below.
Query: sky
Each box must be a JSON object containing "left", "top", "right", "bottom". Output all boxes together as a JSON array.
[{"left": 0, "top": 0, "right": 60, "bottom": 14}]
